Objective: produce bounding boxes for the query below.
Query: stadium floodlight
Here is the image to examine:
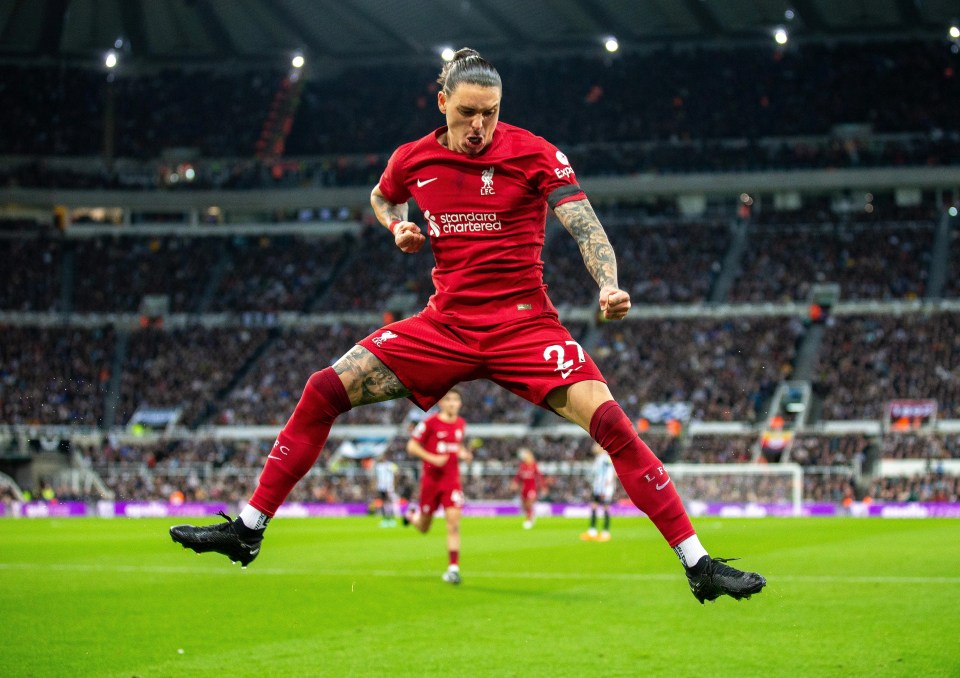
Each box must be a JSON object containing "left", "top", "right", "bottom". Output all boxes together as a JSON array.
[
  {"left": 774, "top": 27, "right": 789, "bottom": 45},
  {"left": 604, "top": 36, "right": 619, "bottom": 53},
  {"left": 292, "top": 53, "right": 305, "bottom": 69},
  {"left": 105, "top": 50, "right": 118, "bottom": 69},
  {"left": 950, "top": 25, "right": 960, "bottom": 40},
  {"left": 440, "top": 46, "right": 456, "bottom": 62}
]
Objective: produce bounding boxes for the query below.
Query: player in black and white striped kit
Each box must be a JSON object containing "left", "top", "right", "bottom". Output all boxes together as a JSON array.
[
  {"left": 375, "top": 455, "right": 400, "bottom": 527},
  {"left": 581, "top": 443, "right": 615, "bottom": 542}
]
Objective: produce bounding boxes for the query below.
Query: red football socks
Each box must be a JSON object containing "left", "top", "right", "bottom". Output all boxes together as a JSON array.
[
  {"left": 249, "top": 367, "right": 352, "bottom": 516},
  {"left": 589, "top": 400, "right": 695, "bottom": 547}
]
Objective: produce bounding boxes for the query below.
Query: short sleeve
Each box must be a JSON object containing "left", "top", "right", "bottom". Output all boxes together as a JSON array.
[
  {"left": 377, "top": 144, "right": 413, "bottom": 205},
  {"left": 410, "top": 420, "right": 427, "bottom": 443},
  {"left": 528, "top": 139, "right": 586, "bottom": 209}
]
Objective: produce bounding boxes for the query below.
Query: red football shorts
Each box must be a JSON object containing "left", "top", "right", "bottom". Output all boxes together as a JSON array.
[
  {"left": 522, "top": 486, "right": 538, "bottom": 501},
  {"left": 418, "top": 481, "right": 464, "bottom": 515},
  {"left": 357, "top": 313, "right": 606, "bottom": 411}
]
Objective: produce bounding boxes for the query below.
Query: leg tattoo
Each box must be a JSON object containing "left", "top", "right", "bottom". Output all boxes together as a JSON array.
[{"left": 334, "top": 346, "right": 410, "bottom": 406}]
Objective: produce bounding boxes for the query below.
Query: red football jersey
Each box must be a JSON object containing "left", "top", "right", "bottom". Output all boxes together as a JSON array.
[
  {"left": 378, "top": 122, "right": 586, "bottom": 328},
  {"left": 514, "top": 461, "right": 543, "bottom": 491},
  {"left": 410, "top": 413, "right": 466, "bottom": 488}
]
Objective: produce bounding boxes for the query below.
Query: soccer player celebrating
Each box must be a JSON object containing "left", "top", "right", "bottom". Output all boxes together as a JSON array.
[
  {"left": 170, "top": 48, "right": 765, "bottom": 604},
  {"left": 581, "top": 443, "right": 615, "bottom": 542},
  {"left": 402, "top": 388, "right": 471, "bottom": 584},
  {"left": 513, "top": 447, "right": 543, "bottom": 529}
]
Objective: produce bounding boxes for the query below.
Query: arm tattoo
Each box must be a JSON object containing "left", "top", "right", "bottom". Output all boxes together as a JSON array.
[
  {"left": 334, "top": 345, "right": 411, "bottom": 406},
  {"left": 554, "top": 199, "right": 619, "bottom": 289},
  {"left": 370, "top": 187, "right": 409, "bottom": 228}
]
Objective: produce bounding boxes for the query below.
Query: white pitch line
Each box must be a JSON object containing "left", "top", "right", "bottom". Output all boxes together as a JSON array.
[{"left": 0, "top": 562, "right": 958, "bottom": 585}]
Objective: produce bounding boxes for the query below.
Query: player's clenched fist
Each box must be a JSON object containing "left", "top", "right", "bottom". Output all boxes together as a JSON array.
[
  {"left": 389, "top": 220, "right": 426, "bottom": 253},
  {"left": 599, "top": 286, "right": 631, "bottom": 321}
]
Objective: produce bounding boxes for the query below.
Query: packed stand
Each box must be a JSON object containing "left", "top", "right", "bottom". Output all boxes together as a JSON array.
[
  {"left": 70, "top": 236, "right": 225, "bottom": 313},
  {"left": 611, "top": 219, "right": 729, "bottom": 304},
  {"left": 593, "top": 316, "right": 801, "bottom": 422},
  {"left": 803, "top": 472, "right": 858, "bottom": 503},
  {"left": 878, "top": 433, "right": 960, "bottom": 460},
  {"left": 0, "top": 234, "right": 65, "bottom": 311},
  {"left": 867, "top": 473, "right": 960, "bottom": 502},
  {"left": 72, "top": 432, "right": 920, "bottom": 506},
  {"left": 117, "top": 327, "right": 269, "bottom": 428},
  {"left": 729, "top": 219, "right": 935, "bottom": 303},
  {"left": 815, "top": 313, "right": 960, "bottom": 420},
  {"left": 315, "top": 224, "right": 435, "bottom": 313},
  {"left": 0, "top": 65, "right": 278, "bottom": 158},
  {"left": 5, "top": 130, "right": 958, "bottom": 190},
  {"left": 542, "top": 216, "right": 729, "bottom": 306},
  {"left": 679, "top": 435, "right": 756, "bottom": 463},
  {"left": 0, "top": 326, "right": 113, "bottom": 426},
  {"left": 291, "top": 41, "right": 960, "bottom": 155},
  {"left": 790, "top": 434, "right": 871, "bottom": 467},
  {"left": 219, "top": 324, "right": 379, "bottom": 426},
  {"left": 206, "top": 234, "right": 350, "bottom": 313},
  {"left": 1, "top": 39, "right": 957, "bottom": 178}
]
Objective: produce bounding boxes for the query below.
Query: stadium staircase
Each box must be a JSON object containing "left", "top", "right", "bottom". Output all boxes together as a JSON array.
[
  {"left": 103, "top": 329, "right": 129, "bottom": 430},
  {"left": 189, "top": 327, "right": 281, "bottom": 428},
  {"left": 791, "top": 323, "right": 825, "bottom": 382},
  {"left": 302, "top": 232, "right": 361, "bottom": 312},
  {"left": 194, "top": 239, "right": 233, "bottom": 313},
  {"left": 924, "top": 211, "right": 953, "bottom": 299},
  {"left": 708, "top": 219, "right": 748, "bottom": 303},
  {"left": 60, "top": 241, "right": 75, "bottom": 312}
]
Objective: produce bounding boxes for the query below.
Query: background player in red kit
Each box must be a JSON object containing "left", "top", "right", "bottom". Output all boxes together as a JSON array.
[
  {"left": 512, "top": 447, "right": 543, "bottom": 529},
  {"left": 171, "top": 47, "right": 766, "bottom": 604},
  {"left": 403, "top": 388, "right": 472, "bottom": 584}
]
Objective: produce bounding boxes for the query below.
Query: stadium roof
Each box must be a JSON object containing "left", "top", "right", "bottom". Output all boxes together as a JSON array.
[{"left": 0, "top": 0, "right": 957, "bottom": 70}]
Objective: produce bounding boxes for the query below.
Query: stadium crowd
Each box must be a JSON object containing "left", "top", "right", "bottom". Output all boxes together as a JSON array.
[
  {"left": 1, "top": 39, "right": 958, "bottom": 195},
  {"left": 729, "top": 219, "right": 936, "bottom": 303},
  {"left": 816, "top": 313, "right": 960, "bottom": 420},
  {"left": 592, "top": 316, "right": 800, "bottom": 422},
  {"left": 4, "top": 424, "right": 956, "bottom": 509},
  {"left": 2, "top": 37, "right": 959, "bottom": 512}
]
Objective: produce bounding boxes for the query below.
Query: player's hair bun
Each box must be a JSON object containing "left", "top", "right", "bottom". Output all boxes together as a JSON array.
[{"left": 437, "top": 47, "right": 502, "bottom": 93}]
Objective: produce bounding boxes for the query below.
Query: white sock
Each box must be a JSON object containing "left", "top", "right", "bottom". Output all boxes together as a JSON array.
[
  {"left": 239, "top": 504, "right": 270, "bottom": 530},
  {"left": 448, "top": 564, "right": 459, "bottom": 572},
  {"left": 673, "top": 534, "right": 709, "bottom": 568}
]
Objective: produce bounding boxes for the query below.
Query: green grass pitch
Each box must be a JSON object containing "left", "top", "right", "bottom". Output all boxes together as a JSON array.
[{"left": 1, "top": 516, "right": 958, "bottom": 677}]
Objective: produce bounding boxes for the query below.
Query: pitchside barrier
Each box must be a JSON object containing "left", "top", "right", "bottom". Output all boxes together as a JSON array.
[{"left": 4, "top": 499, "right": 960, "bottom": 519}]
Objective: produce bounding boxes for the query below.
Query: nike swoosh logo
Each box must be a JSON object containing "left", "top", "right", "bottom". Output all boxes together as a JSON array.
[
  {"left": 248, "top": 547, "right": 260, "bottom": 555},
  {"left": 656, "top": 479, "right": 671, "bottom": 491},
  {"left": 417, "top": 177, "right": 438, "bottom": 187},
  {"left": 268, "top": 455, "right": 282, "bottom": 460}
]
